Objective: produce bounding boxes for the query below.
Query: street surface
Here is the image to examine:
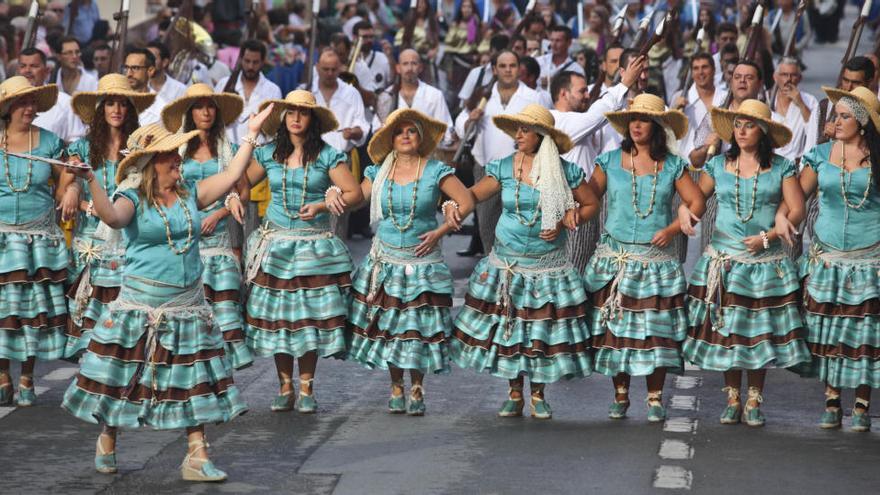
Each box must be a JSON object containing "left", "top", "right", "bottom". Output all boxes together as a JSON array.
[{"left": 1, "top": 9, "right": 878, "bottom": 495}]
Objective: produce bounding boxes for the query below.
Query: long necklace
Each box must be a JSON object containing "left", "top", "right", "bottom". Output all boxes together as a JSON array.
[
  {"left": 281, "top": 155, "right": 310, "bottom": 219},
  {"left": 628, "top": 151, "right": 659, "bottom": 219},
  {"left": 514, "top": 152, "right": 541, "bottom": 227},
  {"left": 386, "top": 155, "right": 423, "bottom": 232},
  {"left": 838, "top": 140, "right": 872, "bottom": 210},
  {"left": 733, "top": 156, "right": 760, "bottom": 223},
  {"left": 3, "top": 125, "right": 34, "bottom": 193},
  {"left": 153, "top": 195, "right": 195, "bottom": 255}
]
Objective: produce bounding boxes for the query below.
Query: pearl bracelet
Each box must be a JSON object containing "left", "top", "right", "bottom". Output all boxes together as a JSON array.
[
  {"left": 759, "top": 230, "right": 769, "bottom": 250},
  {"left": 325, "top": 185, "right": 343, "bottom": 201},
  {"left": 441, "top": 200, "right": 459, "bottom": 216},
  {"left": 241, "top": 135, "right": 259, "bottom": 147},
  {"left": 87, "top": 200, "right": 95, "bottom": 217},
  {"left": 224, "top": 192, "right": 240, "bottom": 211}
]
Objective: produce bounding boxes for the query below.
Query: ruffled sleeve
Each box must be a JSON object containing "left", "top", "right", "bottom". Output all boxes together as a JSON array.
[
  {"left": 703, "top": 154, "right": 723, "bottom": 180},
  {"left": 776, "top": 155, "right": 797, "bottom": 179},
  {"left": 253, "top": 142, "right": 275, "bottom": 168},
  {"left": 319, "top": 144, "right": 348, "bottom": 171},
  {"left": 562, "top": 159, "right": 585, "bottom": 188},
  {"left": 485, "top": 157, "right": 504, "bottom": 181},
  {"left": 115, "top": 187, "right": 139, "bottom": 208},
  {"left": 364, "top": 165, "right": 379, "bottom": 182},
  {"left": 433, "top": 160, "right": 455, "bottom": 184},
  {"left": 66, "top": 138, "right": 89, "bottom": 162},
  {"left": 595, "top": 150, "right": 615, "bottom": 173},
  {"left": 666, "top": 154, "right": 687, "bottom": 180},
  {"left": 44, "top": 129, "right": 64, "bottom": 159},
  {"left": 801, "top": 143, "right": 829, "bottom": 173}
]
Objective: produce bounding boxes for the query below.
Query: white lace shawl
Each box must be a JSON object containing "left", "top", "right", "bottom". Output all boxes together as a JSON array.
[{"left": 530, "top": 134, "right": 577, "bottom": 230}]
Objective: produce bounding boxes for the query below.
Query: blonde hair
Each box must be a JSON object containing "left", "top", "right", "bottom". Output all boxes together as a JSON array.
[{"left": 137, "top": 157, "right": 189, "bottom": 208}]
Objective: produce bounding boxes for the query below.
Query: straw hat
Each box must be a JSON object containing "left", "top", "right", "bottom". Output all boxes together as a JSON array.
[
  {"left": 161, "top": 83, "right": 244, "bottom": 133},
  {"left": 823, "top": 85, "right": 880, "bottom": 132},
  {"left": 710, "top": 99, "right": 792, "bottom": 148},
  {"left": 605, "top": 93, "right": 689, "bottom": 140},
  {"left": 258, "top": 90, "right": 338, "bottom": 136},
  {"left": 0, "top": 76, "right": 58, "bottom": 116},
  {"left": 116, "top": 124, "right": 200, "bottom": 184},
  {"left": 367, "top": 108, "right": 448, "bottom": 163},
  {"left": 492, "top": 104, "right": 574, "bottom": 154},
  {"left": 70, "top": 74, "right": 156, "bottom": 125}
]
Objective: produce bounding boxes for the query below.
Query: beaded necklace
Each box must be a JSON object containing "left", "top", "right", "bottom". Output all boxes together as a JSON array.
[
  {"left": 838, "top": 140, "right": 872, "bottom": 210},
  {"left": 152, "top": 195, "right": 195, "bottom": 255},
  {"left": 3, "top": 125, "right": 34, "bottom": 193},
  {"left": 628, "top": 151, "right": 659, "bottom": 219},
  {"left": 280, "top": 154, "right": 310, "bottom": 219},
  {"left": 733, "top": 155, "right": 760, "bottom": 223},
  {"left": 513, "top": 152, "right": 541, "bottom": 227},
  {"left": 386, "top": 155, "right": 423, "bottom": 232}
]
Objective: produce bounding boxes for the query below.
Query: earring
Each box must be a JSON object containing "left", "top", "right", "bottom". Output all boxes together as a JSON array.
[{"left": 861, "top": 129, "right": 865, "bottom": 135}]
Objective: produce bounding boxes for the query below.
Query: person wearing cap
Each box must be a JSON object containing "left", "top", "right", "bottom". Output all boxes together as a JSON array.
[
  {"left": 59, "top": 74, "right": 156, "bottom": 358},
  {"left": 0, "top": 77, "right": 67, "bottom": 408},
  {"left": 348, "top": 109, "right": 473, "bottom": 415},
  {"left": 581, "top": 94, "right": 705, "bottom": 423},
  {"left": 447, "top": 104, "right": 594, "bottom": 420},
  {"left": 160, "top": 84, "right": 253, "bottom": 371},
  {"left": 776, "top": 87, "right": 880, "bottom": 432},
  {"left": 61, "top": 104, "right": 273, "bottom": 482},
  {"left": 680, "top": 99, "right": 809, "bottom": 427},
  {"left": 243, "top": 90, "right": 363, "bottom": 414}
]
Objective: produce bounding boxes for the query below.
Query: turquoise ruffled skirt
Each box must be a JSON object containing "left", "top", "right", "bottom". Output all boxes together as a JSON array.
[
  {"left": 65, "top": 225, "right": 123, "bottom": 358},
  {"left": 61, "top": 276, "right": 247, "bottom": 429},
  {"left": 449, "top": 243, "right": 592, "bottom": 383},
  {"left": 793, "top": 242, "right": 880, "bottom": 388},
  {"left": 348, "top": 241, "right": 453, "bottom": 374},
  {"left": 583, "top": 235, "right": 687, "bottom": 376},
  {"left": 244, "top": 225, "right": 352, "bottom": 359},
  {"left": 199, "top": 233, "right": 252, "bottom": 370},
  {"left": 683, "top": 235, "right": 809, "bottom": 370},
  {"left": 0, "top": 225, "right": 68, "bottom": 361}
]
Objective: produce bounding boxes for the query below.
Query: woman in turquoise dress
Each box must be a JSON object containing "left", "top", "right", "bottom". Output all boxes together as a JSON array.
[
  {"left": 680, "top": 99, "right": 809, "bottom": 427},
  {"left": 0, "top": 77, "right": 68, "bottom": 407},
  {"left": 60, "top": 74, "right": 154, "bottom": 357},
  {"left": 244, "top": 90, "right": 363, "bottom": 413},
  {"left": 777, "top": 87, "right": 880, "bottom": 432},
  {"left": 348, "top": 109, "right": 473, "bottom": 415},
  {"left": 62, "top": 109, "right": 271, "bottom": 481},
  {"left": 447, "top": 104, "right": 593, "bottom": 419},
  {"left": 161, "top": 83, "right": 253, "bottom": 370},
  {"left": 582, "top": 94, "right": 705, "bottom": 422}
]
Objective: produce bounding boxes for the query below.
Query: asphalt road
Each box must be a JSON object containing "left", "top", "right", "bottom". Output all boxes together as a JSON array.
[{"left": 1, "top": 9, "right": 879, "bottom": 495}]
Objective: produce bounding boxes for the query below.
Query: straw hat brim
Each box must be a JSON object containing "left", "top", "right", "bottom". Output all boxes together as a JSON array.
[
  {"left": 258, "top": 99, "right": 339, "bottom": 137},
  {"left": 115, "top": 130, "right": 201, "bottom": 184},
  {"left": 71, "top": 90, "right": 156, "bottom": 125},
  {"left": 367, "top": 109, "right": 448, "bottom": 164},
  {"left": 710, "top": 107, "right": 792, "bottom": 148},
  {"left": 161, "top": 92, "right": 244, "bottom": 133},
  {"left": 492, "top": 114, "right": 574, "bottom": 154},
  {"left": 0, "top": 84, "right": 58, "bottom": 115},
  {"left": 823, "top": 86, "right": 880, "bottom": 133},
  {"left": 604, "top": 108, "right": 689, "bottom": 140}
]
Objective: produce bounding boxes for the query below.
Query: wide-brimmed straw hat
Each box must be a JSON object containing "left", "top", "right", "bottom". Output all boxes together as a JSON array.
[
  {"left": 710, "top": 99, "right": 792, "bottom": 148},
  {"left": 492, "top": 104, "right": 573, "bottom": 154},
  {"left": 367, "top": 108, "right": 448, "bottom": 163},
  {"left": 823, "top": 85, "right": 880, "bottom": 132},
  {"left": 161, "top": 83, "right": 244, "bottom": 133},
  {"left": 116, "top": 124, "right": 200, "bottom": 184},
  {"left": 70, "top": 74, "right": 156, "bottom": 125},
  {"left": 258, "top": 90, "right": 338, "bottom": 136},
  {"left": 0, "top": 76, "right": 58, "bottom": 116},
  {"left": 605, "top": 93, "right": 689, "bottom": 140}
]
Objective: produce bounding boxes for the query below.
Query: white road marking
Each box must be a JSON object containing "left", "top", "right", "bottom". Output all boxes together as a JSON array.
[
  {"left": 684, "top": 362, "right": 700, "bottom": 372},
  {"left": 0, "top": 407, "right": 14, "bottom": 420},
  {"left": 42, "top": 367, "right": 78, "bottom": 381},
  {"left": 673, "top": 376, "right": 702, "bottom": 389},
  {"left": 664, "top": 417, "right": 698, "bottom": 434},
  {"left": 0, "top": 386, "right": 50, "bottom": 420},
  {"left": 658, "top": 439, "right": 694, "bottom": 460},
  {"left": 654, "top": 465, "right": 693, "bottom": 490},
  {"left": 452, "top": 297, "right": 465, "bottom": 308},
  {"left": 670, "top": 395, "right": 699, "bottom": 411}
]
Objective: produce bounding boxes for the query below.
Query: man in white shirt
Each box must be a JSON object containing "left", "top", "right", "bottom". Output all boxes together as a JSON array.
[
  {"left": 671, "top": 53, "right": 728, "bottom": 159},
  {"left": 587, "top": 45, "right": 624, "bottom": 98},
  {"left": 519, "top": 56, "right": 554, "bottom": 108},
  {"left": 17, "top": 47, "right": 86, "bottom": 143},
  {"left": 771, "top": 57, "right": 818, "bottom": 155},
  {"left": 55, "top": 36, "right": 98, "bottom": 95},
  {"left": 713, "top": 23, "right": 739, "bottom": 85},
  {"left": 352, "top": 20, "right": 393, "bottom": 93},
  {"left": 311, "top": 49, "right": 368, "bottom": 153},
  {"left": 124, "top": 48, "right": 161, "bottom": 126},
  {"left": 214, "top": 40, "right": 283, "bottom": 143},
  {"left": 457, "top": 34, "right": 511, "bottom": 108},
  {"left": 146, "top": 40, "right": 188, "bottom": 103},
  {"left": 536, "top": 25, "right": 584, "bottom": 89},
  {"left": 454, "top": 50, "right": 541, "bottom": 252},
  {"left": 374, "top": 49, "right": 455, "bottom": 146}
]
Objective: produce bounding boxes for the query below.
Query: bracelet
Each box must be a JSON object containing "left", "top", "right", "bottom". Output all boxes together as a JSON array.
[
  {"left": 325, "top": 185, "right": 342, "bottom": 201},
  {"left": 87, "top": 200, "right": 95, "bottom": 217},
  {"left": 85, "top": 172, "right": 96, "bottom": 184},
  {"left": 224, "top": 192, "right": 240, "bottom": 211},
  {"left": 759, "top": 230, "right": 769, "bottom": 249},
  {"left": 241, "top": 135, "right": 259, "bottom": 147},
  {"left": 441, "top": 199, "right": 459, "bottom": 216}
]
